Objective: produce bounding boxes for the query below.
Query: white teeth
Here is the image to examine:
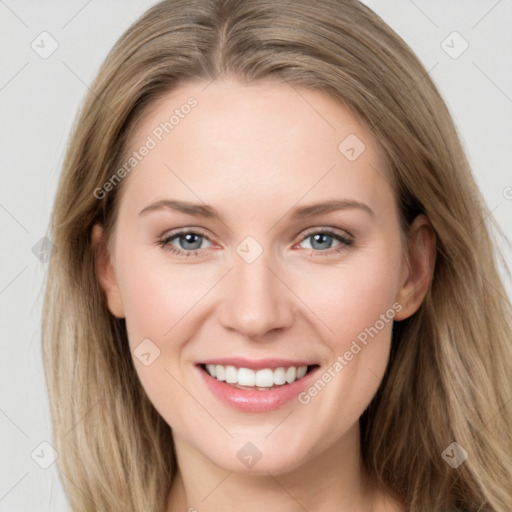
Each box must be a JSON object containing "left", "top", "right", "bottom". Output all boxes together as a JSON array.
[
  {"left": 285, "top": 367, "right": 297, "bottom": 383},
  {"left": 204, "top": 364, "right": 310, "bottom": 387},
  {"left": 215, "top": 365, "right": 225, "bottom": 381},
  {"left": 296, "top": 366, "right": 307, "bottom": 379},
  {"left": 238, "top": 367, "right": 256, "bottom": 386},
  {"left": 255, "top": 369, "right": 274, "bottom": 387},
  {"left": 273, "top": 367, "right": 286, "bottom": 385},
  {"left": 225, "top": 365, "right": 238, "bottom": 383}
]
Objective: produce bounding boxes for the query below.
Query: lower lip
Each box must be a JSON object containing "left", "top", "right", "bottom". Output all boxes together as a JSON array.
[{"left": 197, "top": 365, "right": 320, "bottom": 412}]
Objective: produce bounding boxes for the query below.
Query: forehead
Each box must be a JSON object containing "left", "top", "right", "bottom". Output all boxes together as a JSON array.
[{"left": 118, "top": 78, "right": 394, "bottom": 220}]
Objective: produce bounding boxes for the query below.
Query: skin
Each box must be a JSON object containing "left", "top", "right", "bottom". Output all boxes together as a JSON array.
[{"left": 93, "top": 77, "right": 435, "bottom": 512}]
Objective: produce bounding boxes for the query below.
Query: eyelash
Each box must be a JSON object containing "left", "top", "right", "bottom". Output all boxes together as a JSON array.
[{"left": 157, "top": 227, "right": 354, "bottom": 258}]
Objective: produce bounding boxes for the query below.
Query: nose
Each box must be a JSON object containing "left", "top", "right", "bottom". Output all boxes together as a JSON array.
[{"left": 217, "top": 247, "right": 296, "bottom": 341}]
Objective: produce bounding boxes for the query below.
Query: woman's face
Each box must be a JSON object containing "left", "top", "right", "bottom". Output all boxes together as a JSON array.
[{"left": 96, "top": 78, "right": 427, "bottom": 475}]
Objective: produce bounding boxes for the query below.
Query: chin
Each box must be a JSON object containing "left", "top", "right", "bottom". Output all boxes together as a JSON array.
[{"left": 199, "top": 435, "right": 314, "bottom": 476}]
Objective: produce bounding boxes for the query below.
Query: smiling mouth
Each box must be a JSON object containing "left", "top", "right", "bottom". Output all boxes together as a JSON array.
[{"left": 199, "top": 363, "right": 319, "bottom": 391}]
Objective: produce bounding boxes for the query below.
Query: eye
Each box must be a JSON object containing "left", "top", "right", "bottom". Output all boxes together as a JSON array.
[
  {"left": 157, "top": 230, "right": 212, "bottom": 257},
  {"left": 297, "top": 228, "right": 353, "bottom": 256}
]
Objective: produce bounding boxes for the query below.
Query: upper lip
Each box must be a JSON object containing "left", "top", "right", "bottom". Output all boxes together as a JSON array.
[{"left": 197, "top": 358, "right": 318, "bottom": 370}]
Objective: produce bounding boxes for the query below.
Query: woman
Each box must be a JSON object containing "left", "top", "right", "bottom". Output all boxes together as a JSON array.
[{"left": 42, "top": 0, "right": 512, "bottom": 510}]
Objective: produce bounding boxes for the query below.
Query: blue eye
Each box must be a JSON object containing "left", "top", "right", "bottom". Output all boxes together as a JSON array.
[
  {"left": 158, "top": 230, "right": 211, "bottom": 257},
  {"left": 298, "top": 230, "right": 353, "bottom": 254},
  {"left": 157, "top": 228, "right": 353, "bottom": 258}
]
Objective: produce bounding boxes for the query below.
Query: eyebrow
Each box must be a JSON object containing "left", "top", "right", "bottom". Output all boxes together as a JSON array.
[{"left": 138, "top": 198, "right": 375, "bottom": 220}]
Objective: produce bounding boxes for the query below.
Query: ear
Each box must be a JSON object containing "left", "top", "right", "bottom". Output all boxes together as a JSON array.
[
  {"left": 91, "top": 224, "right": 125, "bottom": 318},
  {"left": 394, "top": 214, "right": 436, "bottom": 321}
]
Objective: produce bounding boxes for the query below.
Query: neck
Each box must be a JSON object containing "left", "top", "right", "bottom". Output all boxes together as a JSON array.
[{"left": 165, "top": 423, "right": 401, "bottom": 512}]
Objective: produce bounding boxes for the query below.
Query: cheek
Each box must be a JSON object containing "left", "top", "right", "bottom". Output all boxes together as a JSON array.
[
  {"left": 114, "top": 246, "right": 214, "bottom": 427},
  {"left": 116, "top": 246, "right": 215, "bottom": 344},
  {"left": 291, "top": 241, "right": 402, "bottom": 415},
  {"left": 329, "top": 266, "right": 398, "bottom": 349},
  {"left": 295, "top": 243, "right": 402, "bottom": 352}
]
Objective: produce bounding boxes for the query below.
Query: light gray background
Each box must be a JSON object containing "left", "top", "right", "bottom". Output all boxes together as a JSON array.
[{"left": 1, "top": 0, "right": 511, "bottom": 510}]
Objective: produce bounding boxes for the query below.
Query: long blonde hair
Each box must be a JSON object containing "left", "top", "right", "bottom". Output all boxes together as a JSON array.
[{"left": 42, "top": 0, "right": 512, "bottom": 510}]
